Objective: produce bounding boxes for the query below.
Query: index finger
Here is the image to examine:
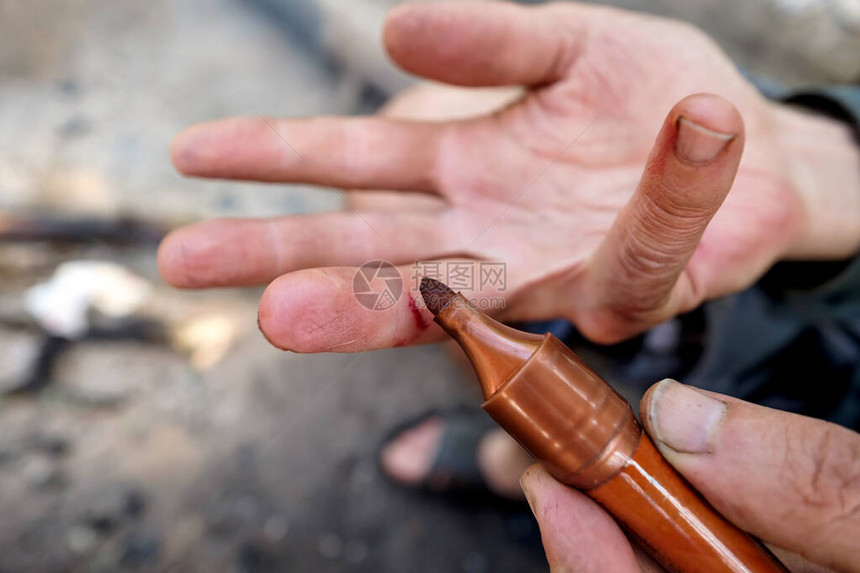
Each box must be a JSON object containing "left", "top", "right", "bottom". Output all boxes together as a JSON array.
[{"left": 257, "top": 261, "right": 505, "bottom": 353}]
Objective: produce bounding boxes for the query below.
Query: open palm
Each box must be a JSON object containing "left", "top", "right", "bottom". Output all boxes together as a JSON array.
[{"left": 160, "top": 2, "right": 816, "bottom": 352}]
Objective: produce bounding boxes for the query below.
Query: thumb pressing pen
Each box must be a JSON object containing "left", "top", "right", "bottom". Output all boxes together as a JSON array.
[{"left": 419, "top": 278, "right": 787, "bottom": 573}]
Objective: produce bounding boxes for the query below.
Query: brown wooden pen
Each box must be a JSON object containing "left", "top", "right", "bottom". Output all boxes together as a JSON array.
[{"left": 419, "top": 278, "right": 788, "bottom": 573}]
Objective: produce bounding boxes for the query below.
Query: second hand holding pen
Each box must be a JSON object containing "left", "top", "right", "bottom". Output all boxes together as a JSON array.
[{"left": 419, "top": 277, "right": 787, "bottom": 573}]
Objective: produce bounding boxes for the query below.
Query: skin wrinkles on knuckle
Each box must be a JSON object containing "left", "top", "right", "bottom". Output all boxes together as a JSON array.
[
  {"left": 264, "top": 219, "right": 288, "bottom": 275},
  {"left": 615, "top": 206, "right": 704, "bottom": 281},
  {"left": 663, "top": 168, "right": 729, "bottom": 203},
  {"left": 640, "top": 186, "right": 718, "bottom": 231},
  {"left": 781, "top": 421, "right": 860, "bottom": 542},
  {"left": 617, "top": 227, "right": 678, "bottom": 275},
  {"left": 609, "top": 229, "right": 683, "bottom": 315},
  {"left": 261, "top": 117, "right": 304, "bottom": 169}
]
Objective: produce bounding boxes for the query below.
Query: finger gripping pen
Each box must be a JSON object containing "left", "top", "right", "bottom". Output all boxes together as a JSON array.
[{"left": 419, "top": 278, "right": 788, "bottom": 573}]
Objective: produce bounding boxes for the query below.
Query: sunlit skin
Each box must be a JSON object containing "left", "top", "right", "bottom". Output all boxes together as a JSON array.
[
  {"left": 157, "top": 3, "right": 860, "bottom": 571},
  {"left": 522, "top": 380, "right": 860, "bottom": 573},
  {"left": 158, "top": 3, "right": 859, "bottom": 353}
]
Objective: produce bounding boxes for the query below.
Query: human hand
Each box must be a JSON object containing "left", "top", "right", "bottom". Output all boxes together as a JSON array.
[
  {"left": 158, "top": 2, "right": 860, "bottom": 351},
  {"left": 520, "top": 379, "right": 860, "bottom": 573}
]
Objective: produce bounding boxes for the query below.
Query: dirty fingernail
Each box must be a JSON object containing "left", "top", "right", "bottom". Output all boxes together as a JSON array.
[
  {"left": 649, "top": 379, "right": 726, "bottom": 454},
  {"left": 675, "top": 117, "right": 735, "bottom": 164},
  {"left": 519, "top": 465, "right": 542, "bottom": 515}
]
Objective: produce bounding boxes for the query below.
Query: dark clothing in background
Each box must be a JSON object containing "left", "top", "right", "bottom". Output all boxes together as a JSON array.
[{"left": 690, "top": 81, "right": 860, "bottom": 429}]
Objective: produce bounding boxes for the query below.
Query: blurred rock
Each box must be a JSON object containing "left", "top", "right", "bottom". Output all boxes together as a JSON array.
[
  {"left": 67, "top": 525, "right": 99, "bottom": 555},
  {"left": 83, "top": 485, "right": 147, "bottom": 533},
  {"left": 163, "top": 515, "right": 204, "bottom": 563},
  {"left": 25, "top": 261, "right": 152, "bottom": 340},
  {"left": 208, "top": 495, "right": 261, "bottom": 537},
  {"left": 124, "top": 488, "right": 147, "bottom": 519},
  {"left": 20, "top": 455, "right": 65, "bottom": 490},
  {"left": 31, "top": 435, "right": 71, "bottom": 458},
  {"left": 0, "top": 328, "right": 42, "bottom": 393},
  {"left": 171, "top": 313, "right": 243, "bottom": 371},
  {"left": 51, "top": 345, "right": 137, "bottom": 406}
]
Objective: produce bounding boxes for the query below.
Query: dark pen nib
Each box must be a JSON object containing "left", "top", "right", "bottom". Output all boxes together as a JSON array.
[{"left": 420, "top": 277, "right": 456, "bottom": 316}]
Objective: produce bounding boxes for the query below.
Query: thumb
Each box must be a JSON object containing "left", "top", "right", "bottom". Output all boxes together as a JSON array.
[
  {"left": 641, "top": 379, "right": 860, "bottom": 573},
  {"left": 519, "top": 464, "right": 647, "bottom": 573},
  {"left": 582, "top": 93, "right": 744, "bottom": 343}
]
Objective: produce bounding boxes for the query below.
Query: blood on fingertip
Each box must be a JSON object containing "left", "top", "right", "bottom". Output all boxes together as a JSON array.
[{"left": 407, "top": 293, "right": 432, "bottom": 331}]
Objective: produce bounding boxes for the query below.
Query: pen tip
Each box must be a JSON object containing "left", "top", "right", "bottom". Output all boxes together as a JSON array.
[{"left": 420, "top": 277, "right": 456, "bottom": 316}]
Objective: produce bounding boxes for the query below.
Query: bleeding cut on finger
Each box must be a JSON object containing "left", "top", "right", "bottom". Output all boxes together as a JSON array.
[
  {"left": 256, "top": 264, "right": 442, "bottom": 353},
  {"left": 257, "top": 261, "right": 512, "bottom": 353}
]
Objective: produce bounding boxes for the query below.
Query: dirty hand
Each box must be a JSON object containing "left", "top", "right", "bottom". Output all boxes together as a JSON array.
[
  {"left": 521, "top": 379, "right": 860, "bottom": 573},
  {"left": 158, "top": 2, "right": 860, "bottom": 352}
]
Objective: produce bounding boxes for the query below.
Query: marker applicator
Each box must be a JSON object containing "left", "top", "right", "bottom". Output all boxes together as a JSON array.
[{"left": 419, "top": 278, "right": 787, "bottom": 573}]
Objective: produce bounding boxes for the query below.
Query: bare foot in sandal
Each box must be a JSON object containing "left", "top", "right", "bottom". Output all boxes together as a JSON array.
[{"left": 379, "top": 409, "right": 531, "bottom": 501}]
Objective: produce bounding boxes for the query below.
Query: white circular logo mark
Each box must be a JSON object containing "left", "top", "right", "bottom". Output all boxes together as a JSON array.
[{"left": 353, "top": 261, "right": 403, "bottom": 311}]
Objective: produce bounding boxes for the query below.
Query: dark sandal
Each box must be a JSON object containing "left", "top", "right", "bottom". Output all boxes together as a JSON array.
[{"left": 377, "top": 406, "right": 513, "bottom": 505}]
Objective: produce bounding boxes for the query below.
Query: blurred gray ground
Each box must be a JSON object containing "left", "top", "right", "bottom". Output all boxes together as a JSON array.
[{"left": 0, "top": 0, "right": 857, "bottom": 572}]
